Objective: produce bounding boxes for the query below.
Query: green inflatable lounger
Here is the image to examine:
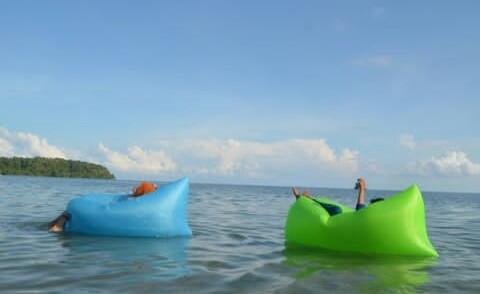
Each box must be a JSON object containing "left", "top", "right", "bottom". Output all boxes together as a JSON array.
[{"left": 285, "top": 185, "right": 438, "bottom": 257}]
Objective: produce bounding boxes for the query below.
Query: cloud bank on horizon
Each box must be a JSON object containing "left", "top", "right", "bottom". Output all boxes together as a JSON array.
[
  {"left": 0, "top": 127, "right": 66, "bottom": 159},
  {"left": 0, "top": 126, "right": 359, "bottom": 180},
  {"left": 1, "top": 126, "right": 479, "bottom": 192}
]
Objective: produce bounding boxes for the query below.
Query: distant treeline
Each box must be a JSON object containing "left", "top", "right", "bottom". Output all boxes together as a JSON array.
[{"left": 0, "top": 157, "right": 115, "bottom": 179}]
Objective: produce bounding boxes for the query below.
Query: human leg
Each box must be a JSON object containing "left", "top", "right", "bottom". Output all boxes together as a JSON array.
[{"left": 48, "top": 211, "right": 70, "bottom": 232}]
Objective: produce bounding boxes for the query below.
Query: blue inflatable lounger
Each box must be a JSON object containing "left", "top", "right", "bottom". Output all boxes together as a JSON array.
[{"left": 64, "top": 177, "right": 192, "bottom": 237}]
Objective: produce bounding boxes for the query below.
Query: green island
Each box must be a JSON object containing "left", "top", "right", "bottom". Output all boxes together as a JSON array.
[{"left": 0, "top": 157, "right": 115, "bottom": 179}]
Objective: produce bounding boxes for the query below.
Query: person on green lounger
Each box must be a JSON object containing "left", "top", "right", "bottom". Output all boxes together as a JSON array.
[{"left": 292, "top": 177, "right": 375, "bottom": 211}]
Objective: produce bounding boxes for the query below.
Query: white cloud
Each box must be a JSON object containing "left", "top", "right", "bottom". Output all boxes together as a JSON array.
[
  {"left": 400, "top": 134, "right": 416, "bottom": 150},
  {"left": 177, "top": 138, "right": 359, "bottom": 176},
  {"left": 0, "top": 127, "right": 66, "bottom": 158},
  {"left": 183, "top": 139, "right": 273, "bottom": 175},
  {"left": 0, "top": 137, "right": 14, "bottom": 156},
  {"left": 97, "top": 138, "right": 359, "bottom": 178},
  {"left": 407, "top": 151, "right": 480, "bottom": 176},
  {"left": 353, "top": 55, "right": 392, "bottom": 67},
  {"left": 98, "top": 143, "right": 176, "bottom": 174},
  {"left": 339, "top": 148, "right": 360, "bottom": 171}
]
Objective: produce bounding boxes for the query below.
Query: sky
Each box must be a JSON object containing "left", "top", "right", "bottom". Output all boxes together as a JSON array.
[{"left": 0, "top": 1, "right": 479, "bottom": 192}]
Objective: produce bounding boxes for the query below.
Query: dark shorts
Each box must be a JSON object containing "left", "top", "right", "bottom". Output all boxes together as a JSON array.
[{"left": 356, "top": 203, "right": 366, "bottom": 211}]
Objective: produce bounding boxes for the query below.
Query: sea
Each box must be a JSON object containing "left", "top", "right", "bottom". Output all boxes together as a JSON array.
[{"left": 0, "top": 176, "right": 479, "bottom": 293}]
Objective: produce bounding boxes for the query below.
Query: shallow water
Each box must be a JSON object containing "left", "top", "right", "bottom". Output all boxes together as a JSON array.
[{"left": 0, "top": 176, "right": 479, "bottom": 293}]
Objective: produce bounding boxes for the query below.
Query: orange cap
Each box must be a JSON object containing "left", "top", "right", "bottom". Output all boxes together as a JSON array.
[{"left": 132, "top": 181, "right": 157, "bottom": 196}]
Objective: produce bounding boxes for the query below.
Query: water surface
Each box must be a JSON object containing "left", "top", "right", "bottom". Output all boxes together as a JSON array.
[{"left": 0, "top": 176, "right": 479, "bottom": 293}]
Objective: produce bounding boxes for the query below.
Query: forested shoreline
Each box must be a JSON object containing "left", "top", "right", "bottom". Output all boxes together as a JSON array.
[{"left": 0, "top": 157, "right": 115, "bottom": 179}]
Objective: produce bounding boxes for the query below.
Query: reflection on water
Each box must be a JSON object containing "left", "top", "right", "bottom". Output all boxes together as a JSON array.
[
  {"left": 283, "top": 246, "right": 437, "bottom": 293},
  {"left": 58, "top": 235, "right": 191, "bottom": 282}
]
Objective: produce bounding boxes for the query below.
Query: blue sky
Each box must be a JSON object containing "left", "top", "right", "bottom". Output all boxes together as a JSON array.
[{"left": 0, "top": 1, "right": 479, "bottom": 192}]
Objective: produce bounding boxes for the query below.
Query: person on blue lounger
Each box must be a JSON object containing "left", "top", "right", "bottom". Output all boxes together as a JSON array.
[
  {"left": 48, "top": 181, "right": 158, "bottom": 233},
  {"left": 292, "top": 177, "right": 380, "bottom": 212}
]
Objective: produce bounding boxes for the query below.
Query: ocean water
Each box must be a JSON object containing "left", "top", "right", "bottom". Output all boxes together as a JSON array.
[{"left": 0, "top": 176, "right": 479, "bottom": 293}]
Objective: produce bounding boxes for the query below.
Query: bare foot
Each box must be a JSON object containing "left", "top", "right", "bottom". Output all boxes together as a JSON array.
[
  {"left": 292, "top": 187, "right": 312, "bottom": 199},
  {"left": 48, "top": 213, "right": 69, "bottom": 233},
  {"left": 49, "top": 223, "right": 64, "bottom": 233},
  {"left": 292, "top": 187, "right": 300, "bottom": 199}
]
